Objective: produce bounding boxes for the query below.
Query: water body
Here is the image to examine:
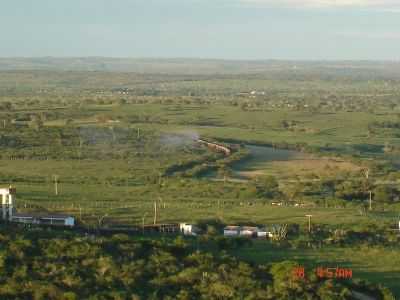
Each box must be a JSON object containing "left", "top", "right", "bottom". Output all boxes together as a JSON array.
[
  {"left": 205, "top": 144, "right": 305, "bottom": 180},
  {"left": 231, "top": 145, "right": 305, "bottom": 178}
]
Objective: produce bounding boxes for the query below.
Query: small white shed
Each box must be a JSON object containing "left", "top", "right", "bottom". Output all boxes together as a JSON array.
[
  {"left": 224, "top": 226, "right": 240, "bottom": 237},
  {"left": 180, "top": 223, "right": 197, "bottom": 236},
  {"left": 239, "top": 226, "right": 259, "bottom": 237},
  {"left": 257, "top": 227, "right": 273, "bottom": 239}
]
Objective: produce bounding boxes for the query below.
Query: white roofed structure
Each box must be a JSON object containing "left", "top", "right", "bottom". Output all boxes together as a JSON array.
[{"left": 0, "top": 186, "right": 16, "bottom": 221}]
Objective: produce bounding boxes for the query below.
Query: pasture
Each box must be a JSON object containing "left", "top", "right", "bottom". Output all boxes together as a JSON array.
[
  {"left": 231, "top": 241, "right": 400, "bottom": 298},
  {"left": 1, "top": 63, "right": 400, "bottom": 296}
]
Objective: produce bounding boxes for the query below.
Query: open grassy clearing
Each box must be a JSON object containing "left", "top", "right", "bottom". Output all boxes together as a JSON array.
[
  {"left": 230, "top": 145, "right": 362, "bottom": 179},
  {"left": 69, "top": 103, "right": 400, "bottom": 148},
  {"left": 1, "top": 66, "right": 400, "bottom": 296},
  {"left": 230, "top": 241, "right": 400, "bottom": 298},
  {"left": 266, "top": 158, "right": 363, "bottom": 178},
  {"left": 9, "top": 181, "right": 399, "bottom": 228}
]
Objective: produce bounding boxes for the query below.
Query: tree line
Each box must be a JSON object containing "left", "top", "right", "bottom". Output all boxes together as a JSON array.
[{"left": 0, "top": 224, "right": 394, "bottom": 300}]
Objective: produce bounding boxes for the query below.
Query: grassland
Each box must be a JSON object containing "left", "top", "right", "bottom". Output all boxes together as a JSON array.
[
  {"left": 1, "top": 60, "right": 400, "bottom": 297},
  {"left": 231, "top": 241, "right": 400, "bottom": 298},
  {"left": 0, "top": 66, "right": 399, "bottom": 224}
]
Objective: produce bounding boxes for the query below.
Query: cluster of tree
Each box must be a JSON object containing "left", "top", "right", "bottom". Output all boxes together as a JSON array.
[
  {"left": 0, "top": 123, "right": 185, "bottom": 161},
  {"left": 332, "top": 180, "right": 400, "bottom": 206},
  {"left": 289, "top": 172, "right": 400, "bottom": 207},
  {"left": 288, "top": 223, "right": 400, "bottom": 249},
  {"left": 0, "top": 225, "right": 394, "bottom": 299},
  {"left": 215, "top": 138, "right": 310, "bottom": 153},
  {"left": 163, "top": 145, "right": 251, "bottom": 180},
  {"left": 371, "top": 121, "right": 400, "bottom": 129},
  {"left": 163, "top": 154, "right": 218, "bottom": 177},
  {"left": 244, "top": 176, "right": 281, "bottom": 199},
  {"left": 281, "top": 120, "right": 299, "bottom": 130}
]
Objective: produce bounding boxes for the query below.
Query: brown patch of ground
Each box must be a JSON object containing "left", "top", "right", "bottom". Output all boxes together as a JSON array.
[
  {"left": 270, "top": 157, "right": 361, "bottom": 176},
  {"left": 236, "top": 157, "right": 361, "bottom": 179}
]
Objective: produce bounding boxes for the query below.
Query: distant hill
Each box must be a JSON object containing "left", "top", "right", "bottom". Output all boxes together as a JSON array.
[{"left": 1, "top": 57, "right": 400, "bottom": 79}]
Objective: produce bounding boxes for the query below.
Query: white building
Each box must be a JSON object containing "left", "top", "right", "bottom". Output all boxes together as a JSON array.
[
  {"left": 12, "top": 213, "right": 75, "bottom": 227},
  {"left": 239, "top": 226, "right": 259, "bottom": 237},
  {"left": 257, "top": 227, "right": 273, "bottom": 239},
  {"left": 257, "top": 230, "right": 268, "bottom": 238},
  {"left": 224, "top": 226, "right": 241, "bottom": 237},
  {"left": 180, "top": 223, "right": 197, "bottom": 236},
  {"left": 224, "top": 225, "right": 273, "bottom": 239},
  {"left": 1, "top": 186, "right": 75, "bottom": 227},
  {"left": 0, "top": 187, "right": 16, "bottom": 221}
]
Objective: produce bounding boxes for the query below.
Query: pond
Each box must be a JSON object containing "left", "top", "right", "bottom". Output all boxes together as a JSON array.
[
  {"left": 231, "top": 145, "right": 306, "bottom": 178},
  {"left": 204, "top": 144, "right": 306, "bottom": 180}
]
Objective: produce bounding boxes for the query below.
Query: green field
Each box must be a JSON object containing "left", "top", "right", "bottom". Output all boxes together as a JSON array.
[
  {"left": 231, "top": 241, "right": 400, "bottom": 298},
  {"left": 1, "top": 60, "right": 400, "bottom": 297}
]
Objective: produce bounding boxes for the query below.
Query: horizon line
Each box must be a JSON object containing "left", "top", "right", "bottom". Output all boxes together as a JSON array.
[{"left": 1, "top": 56, "right": 400, "bottom": 63}]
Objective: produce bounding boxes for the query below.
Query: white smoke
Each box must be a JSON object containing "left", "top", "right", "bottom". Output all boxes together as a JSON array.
[{"left": 159, "top": 130, "right": 200, "bottom": 149}]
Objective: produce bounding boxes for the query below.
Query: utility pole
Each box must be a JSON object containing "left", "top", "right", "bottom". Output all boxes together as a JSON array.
[
  {"left": 53, "top": 175, "right": 59, "bottom": 196},
  {"left": 78, "top": 136, "right": 83, "bottom": 161},
  {"left": 364, "top": 168, "right": 369, "bottom": 179},
  {"left": 363, "top": 168, "right": 372, "bottom": 211},
  {"left": 398, "top": 217, "right": 400, "bottom": 233},
  {"left": 305, "top": 215, "right": 313, "bottom": 233},
  {"left": 369, "top": 190, "right": 372, "bottom": 211},
  {"left": 397, "top": 214, "right": 400, "bottom": 233},
  {"left": 78, "top": 204, "right": 82, "bottom": 221},
  {"left": 137, "top": 128, "right": 140, "bottom": 139},
  {"left": 110, "top": 126, "right": 116, "bottom": 143},
  {"left": 153, "top": 201, "right": 157, "bottom": 225}
]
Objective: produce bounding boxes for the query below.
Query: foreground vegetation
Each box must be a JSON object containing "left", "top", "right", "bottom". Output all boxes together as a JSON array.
[
  {"left": 0, "top": 225, "right": 395, "bottom": 300},
  {"left": 1, "top": 59, "right": 400, "bottom": 297}
]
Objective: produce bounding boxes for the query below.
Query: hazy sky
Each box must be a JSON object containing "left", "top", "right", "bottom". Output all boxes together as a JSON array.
[{"left": 1, "top": 0, "right": 400, "bottom": 60}]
